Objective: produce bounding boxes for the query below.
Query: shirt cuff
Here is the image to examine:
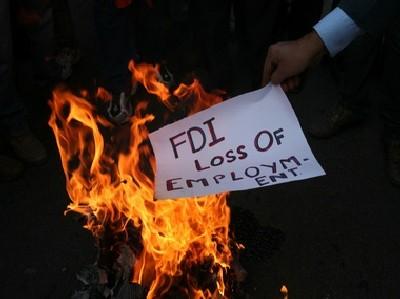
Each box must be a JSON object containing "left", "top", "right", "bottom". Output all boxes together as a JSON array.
[{"left": 313, "top": 7, "right": 362, "bottom": 57}]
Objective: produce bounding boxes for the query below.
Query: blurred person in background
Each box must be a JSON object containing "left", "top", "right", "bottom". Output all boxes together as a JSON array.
[
  {"left": 286, "top": 0, "right": 324, "bottom": 40},
  {"left": 14, "top": 0, "right": 79, "bottom": 82},
  {"left": 232, "top": 0, "right": 287, "bottom": 92},
  {"left": 232, "top": 0, "right": 324, "bottom": 93},
  {"left": 0, "top": 0, "right": 47, "bottom": 181},
  {"left": 94, "top": 0, "right": 138, "bottom": 124}
]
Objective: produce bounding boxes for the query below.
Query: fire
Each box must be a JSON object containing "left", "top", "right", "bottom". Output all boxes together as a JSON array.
[
  {"left": 280, "top": 285, "right": 288, "bottom": 299},
  {"left": 49, "top": 61, "right": 232, "bottom": 298}
]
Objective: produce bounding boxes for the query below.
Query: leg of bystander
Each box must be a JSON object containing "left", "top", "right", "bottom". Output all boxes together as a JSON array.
[
  {"left": 0, "top": 0, "right": 47, "bottom": 181},
  {"left": 382, "top": 20, "right": 400, "bottom": 186}
]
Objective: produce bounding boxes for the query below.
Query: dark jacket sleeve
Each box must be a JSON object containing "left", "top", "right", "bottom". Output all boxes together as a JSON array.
[{"left": 339, "top": 0, "right": 400, "bottom": 33}]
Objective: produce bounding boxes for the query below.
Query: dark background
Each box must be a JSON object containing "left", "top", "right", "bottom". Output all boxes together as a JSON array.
[{"left": 1, "top": 1, "right": 399, "bottom": 298}]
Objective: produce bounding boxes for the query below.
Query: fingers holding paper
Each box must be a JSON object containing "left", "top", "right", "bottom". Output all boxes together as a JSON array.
[{"left": 262, "top": 31, "right": 326, "bottom": 92}]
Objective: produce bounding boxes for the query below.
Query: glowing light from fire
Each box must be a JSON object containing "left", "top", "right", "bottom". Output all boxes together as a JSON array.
[
  {"left": 49, "top": 61, "right": 232, "bottom": 298},
  {"left": 280, "top": 285, "right": 288, "bottom": 299}
]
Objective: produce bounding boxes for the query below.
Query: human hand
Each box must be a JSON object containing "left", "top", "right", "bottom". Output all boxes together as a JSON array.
[{"left": 262, "top": 31, "right": 326, "bottom": 92}]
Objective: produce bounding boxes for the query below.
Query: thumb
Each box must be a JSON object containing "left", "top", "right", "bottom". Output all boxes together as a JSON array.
[
  {"left": 261, "top": 55, "right": 274, "bottom": 86},
  {"left": 270, "top": 64, "right": 288, "bottom": 84}
]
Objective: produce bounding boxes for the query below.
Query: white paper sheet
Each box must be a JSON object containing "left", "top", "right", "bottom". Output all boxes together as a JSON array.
[{"left": 149, "top": 84, "right": 325, "bottom": 199}]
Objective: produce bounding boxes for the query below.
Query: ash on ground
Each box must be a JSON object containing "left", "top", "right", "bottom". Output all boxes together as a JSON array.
[{"left": 71, "top": 206, "right": 284, "bottom": 299}]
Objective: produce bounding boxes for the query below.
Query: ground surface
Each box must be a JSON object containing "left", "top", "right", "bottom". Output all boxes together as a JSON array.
[
  {"left": 1, "top": 6, "right": 400, "bottom": 299},
  {"left": 1, "top": 58, "right": 399, "bottom": 299}
]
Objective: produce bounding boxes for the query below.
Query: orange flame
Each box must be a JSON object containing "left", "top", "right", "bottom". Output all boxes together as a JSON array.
[{"left": 49, "top": 61, "right": 232, "bottom": 298}]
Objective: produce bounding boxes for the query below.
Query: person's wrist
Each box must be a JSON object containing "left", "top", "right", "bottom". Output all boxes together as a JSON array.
[{"left": 299, "top": 31, "right": 327, "bottom": 64}]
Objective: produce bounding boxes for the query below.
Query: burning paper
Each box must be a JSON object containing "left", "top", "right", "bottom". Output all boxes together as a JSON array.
[
  {"left": 150, "top": 84, "right": 325, "bottom": 199},
  {"left": 49, "top": 61, "right": 235, "bottom": 298}
]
